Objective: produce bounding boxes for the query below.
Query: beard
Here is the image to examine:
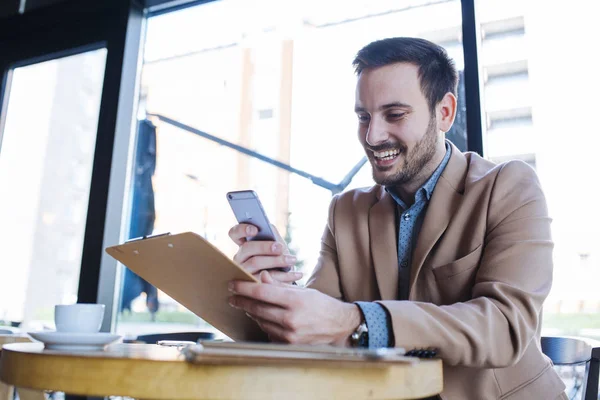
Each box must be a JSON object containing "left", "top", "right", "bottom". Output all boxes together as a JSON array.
[{"left": 370, "top": 116, "right": 439, "bottom": 187}]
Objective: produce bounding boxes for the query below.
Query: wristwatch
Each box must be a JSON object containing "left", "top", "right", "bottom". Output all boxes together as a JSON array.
[{"left": 350, "top": 321, "right": 369, "bottom": 348}]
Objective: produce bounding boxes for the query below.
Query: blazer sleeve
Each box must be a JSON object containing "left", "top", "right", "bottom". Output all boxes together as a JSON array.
[
  {"left": 305, "top": 195, "right": 344, "bottom": 300},
  {"left": 378, "top": 160, "right": 553, "bottom": 368}
]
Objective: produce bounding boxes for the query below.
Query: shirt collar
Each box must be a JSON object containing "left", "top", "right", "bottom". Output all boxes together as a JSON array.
[{"left": 385, "top": 140, "right": 452, "bottom": 208}]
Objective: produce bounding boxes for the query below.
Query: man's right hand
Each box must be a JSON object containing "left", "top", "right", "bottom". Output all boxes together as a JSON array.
[{"left": 228, "top": 223, "right": 302, "bottom": 284}]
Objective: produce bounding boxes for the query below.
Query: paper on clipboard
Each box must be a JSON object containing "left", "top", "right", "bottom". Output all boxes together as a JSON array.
[{"left": 105, "top": 232, "right": 268, "bottom": 342}]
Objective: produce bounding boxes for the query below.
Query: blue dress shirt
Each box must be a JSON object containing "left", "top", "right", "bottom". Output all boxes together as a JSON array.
[{"left": 356, "top": 142, "right": 452, "bottom": 348}]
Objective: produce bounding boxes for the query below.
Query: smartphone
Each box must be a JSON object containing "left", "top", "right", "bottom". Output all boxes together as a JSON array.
[{"left": 226, "top": 190, "right": 276, "bottom": 241}]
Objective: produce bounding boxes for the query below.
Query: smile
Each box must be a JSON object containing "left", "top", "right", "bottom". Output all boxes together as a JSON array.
[{"left": 373, "top": 148, "right": 400, "bottom": 161}]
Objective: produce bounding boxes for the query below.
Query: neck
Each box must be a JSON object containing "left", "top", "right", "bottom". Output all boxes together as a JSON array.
[{"left": 391, "top": 139, "right": 447, "bottom": 205}]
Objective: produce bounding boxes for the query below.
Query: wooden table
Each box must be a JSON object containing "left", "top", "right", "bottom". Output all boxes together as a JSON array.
[
  {"left": 0, "top": 335, "right": 42, "bottom": 400},
  {"left": 0, "top": 343, "right": 442, "bottom": 399},
  {"left": 0, "top": 334, "right": 30, "bottom": 347}
]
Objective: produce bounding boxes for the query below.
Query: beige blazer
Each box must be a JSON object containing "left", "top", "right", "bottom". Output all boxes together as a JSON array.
[{"left": 307, "top": 142, "right": 566, "bottom": 400}]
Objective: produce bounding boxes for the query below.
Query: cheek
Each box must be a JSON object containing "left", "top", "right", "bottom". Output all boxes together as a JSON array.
[
  {"left": 387, "top": 127, "right": 412, "bottom": 145},
  {"left": 393, "top": 120, "right": 425, "bottom": 143}
]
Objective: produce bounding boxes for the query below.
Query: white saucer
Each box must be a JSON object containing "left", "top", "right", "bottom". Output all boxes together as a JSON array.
[{"left": 28, "top": 331, "right": 122, "bottom": 351}]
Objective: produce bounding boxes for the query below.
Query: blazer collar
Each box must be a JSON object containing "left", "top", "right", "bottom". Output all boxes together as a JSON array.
[{"left": 370, "top": 141, "right": 469, "bottom": 300}]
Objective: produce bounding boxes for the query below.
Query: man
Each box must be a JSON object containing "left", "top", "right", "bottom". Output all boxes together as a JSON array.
[{"left": 227, "top": 37, "right": 567, "bottom": 400}]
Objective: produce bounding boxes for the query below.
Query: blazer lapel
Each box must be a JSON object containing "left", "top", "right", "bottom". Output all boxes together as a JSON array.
[
  {"left": 409, "top": 143, "right": 468, "bottom": 297},
  {"left": 369, "top": 188, "right": 399, "bottom": 300}
]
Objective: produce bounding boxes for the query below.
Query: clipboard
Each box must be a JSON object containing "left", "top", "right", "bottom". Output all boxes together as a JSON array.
[
  {"left": 105, "top": 232, "right": 268, "bottom": 342},
  {"left": 183, "top": 341, "right": 416, "bottom": 367}
]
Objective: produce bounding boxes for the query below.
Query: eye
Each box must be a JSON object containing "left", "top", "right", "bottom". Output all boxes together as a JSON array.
[
  {"left": 387, "top": 113, "right": 405, "bottom": 120},
  {"left": 357, "top": 114, "right": 370, "bottom": 124}
]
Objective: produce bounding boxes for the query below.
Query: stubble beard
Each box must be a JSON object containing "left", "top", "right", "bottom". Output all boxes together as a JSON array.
[{"left": 372, "top": 116, "right": 439, "bottom": 187}]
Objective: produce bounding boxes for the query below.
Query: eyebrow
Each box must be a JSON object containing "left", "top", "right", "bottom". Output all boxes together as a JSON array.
[{"left": 354, "top": 102, "right": 413, "bottom": 113}]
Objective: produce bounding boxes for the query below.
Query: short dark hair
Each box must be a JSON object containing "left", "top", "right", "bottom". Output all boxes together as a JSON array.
[{"left": 353, "top": 37, "right": 458, "bottom": 112}]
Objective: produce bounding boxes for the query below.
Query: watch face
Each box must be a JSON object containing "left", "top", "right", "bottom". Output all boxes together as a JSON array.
[
  {"left": 351, "top": 322, "right": 369, "bottom": 347},
  {"left": 358, "top": 331, "right": 369, "bottom": 347}
]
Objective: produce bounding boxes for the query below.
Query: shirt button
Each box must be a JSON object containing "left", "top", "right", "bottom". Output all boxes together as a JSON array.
[
  {"left": 400, "top": 260, "right": 408, "bottom": 268},
  {"left": 403, "top": 213, "right": 411, "bottom": 221}
]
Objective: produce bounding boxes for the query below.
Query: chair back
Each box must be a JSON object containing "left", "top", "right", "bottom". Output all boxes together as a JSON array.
[{"left": 542, "top": 336, "right": 600, "bottom": 400}]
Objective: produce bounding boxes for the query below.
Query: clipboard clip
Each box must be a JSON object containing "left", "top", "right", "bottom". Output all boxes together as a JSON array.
[{"left": 126, "top": 232, "right": 171, "bottom": 243}]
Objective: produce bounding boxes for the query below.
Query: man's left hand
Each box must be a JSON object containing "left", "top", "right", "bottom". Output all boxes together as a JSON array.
[{"left": 228, "top": 272, "right": 362, "bottom": 346}]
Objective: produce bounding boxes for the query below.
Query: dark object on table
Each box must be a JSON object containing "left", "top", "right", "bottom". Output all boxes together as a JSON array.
[{"left": 136, "top": 331, "right": 216, "bottom": 344}]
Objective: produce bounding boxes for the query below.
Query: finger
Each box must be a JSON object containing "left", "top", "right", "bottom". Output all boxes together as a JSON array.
[
  {"left": 234, "top": 241, "right": 286, "bottom": 265},
  {"left": 260, "top": 270, "right": 300, "bottom": 285},
  {"left": 237, "top": 255, "right": 297, "bottom": 275},
  {"left": 229, "top": 280, "right": 292, "bottom": 307},
  {"left": 252, "top": 316, "right": 289, "bottom": 343},
  {"left": 228, "top": 295, "right": 286, "bottom": 325},
  {"left": 228, "top": 224, "right": 258, "bottom": 246},
  {"left": 263, "top": 270, "right": 303, "bottom": 284},
  {"left": 260, "top": 270, "right": 275, "bottom": 284},
  {"left": 270, "top": 225, "right": 291, "bottom": 255},
  {"left": 243, "top": 258, "right": 292, "bottom": 275}
]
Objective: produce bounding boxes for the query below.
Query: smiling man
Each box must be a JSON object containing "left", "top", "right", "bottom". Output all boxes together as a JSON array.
[{"left": 227, "top": 38, "right": 566, "bottom": 400}]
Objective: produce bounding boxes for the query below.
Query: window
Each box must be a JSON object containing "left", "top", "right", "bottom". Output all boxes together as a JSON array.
[
  {"left": 0, "top": 50, "right": 107, "bottom": 329},
  {"left": 477, "top": 0, "right": 600, "bottom": 342}
]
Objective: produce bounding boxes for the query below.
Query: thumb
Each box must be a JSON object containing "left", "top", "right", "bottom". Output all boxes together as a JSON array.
[
  {"left": 259, "top": 270, "right": 285, "bottom": 286},
  {"left": 260, "top": 270, "right": 275, "bottom": 284}
]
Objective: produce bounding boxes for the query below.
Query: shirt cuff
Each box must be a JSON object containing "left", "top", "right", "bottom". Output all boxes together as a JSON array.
[{"left": 355, "top": 301, "right": 392, "bottom": 349}]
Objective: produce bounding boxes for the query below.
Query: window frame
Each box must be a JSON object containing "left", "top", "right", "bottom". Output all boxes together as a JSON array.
[{"left": 0, "top": 0, "right": 146, "bottom": 333}]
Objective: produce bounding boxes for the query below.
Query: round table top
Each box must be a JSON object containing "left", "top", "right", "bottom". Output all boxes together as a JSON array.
[
  {"left": 0, "top": 342, "right": 442, "bottom": 400},
  {"left": 0, "top": 335, "right": 30, "bottom": 346}
]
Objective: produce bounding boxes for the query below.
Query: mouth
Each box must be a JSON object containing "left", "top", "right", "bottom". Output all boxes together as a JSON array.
[{"left": 371, "top": 148, "right": 402, "bottom": 168}]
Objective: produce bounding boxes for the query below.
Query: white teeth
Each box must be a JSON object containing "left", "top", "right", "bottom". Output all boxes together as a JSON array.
[{"left": 374, "top": 149, "right": 400, "bottom": 158}]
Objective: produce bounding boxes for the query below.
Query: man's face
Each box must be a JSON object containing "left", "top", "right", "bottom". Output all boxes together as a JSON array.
[{"left": 355, "top": 62, "right": 440, "bottom": 187}]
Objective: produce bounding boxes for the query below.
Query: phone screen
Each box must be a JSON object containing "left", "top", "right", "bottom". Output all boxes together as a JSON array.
[{"left": 226, "top": 190, "right": 276, "bottom": 241}]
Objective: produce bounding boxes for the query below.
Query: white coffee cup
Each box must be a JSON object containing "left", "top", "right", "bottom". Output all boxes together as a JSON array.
[{"left": 54, "top": 304, "right": 105, "bottom": 333}]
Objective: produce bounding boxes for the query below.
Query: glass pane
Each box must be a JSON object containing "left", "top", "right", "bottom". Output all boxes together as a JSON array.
[
  {"left": 0, "top": 49, "right": 107, "bottom": 330},
  {"left": 116, "top": 0, "right": 466, "bottom": 339},
  {"left": 476, "top": 0, "right": 600, "bottom": 343}
]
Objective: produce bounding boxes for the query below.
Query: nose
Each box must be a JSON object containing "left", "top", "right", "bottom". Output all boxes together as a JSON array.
[{"left": 365, "top": 117, "right": 389, "bottom": 147}]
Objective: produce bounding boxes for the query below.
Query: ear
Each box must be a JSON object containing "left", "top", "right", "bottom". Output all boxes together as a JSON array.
[{"left": 436, "top": 92, "right": 457, "bottom": 133}]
